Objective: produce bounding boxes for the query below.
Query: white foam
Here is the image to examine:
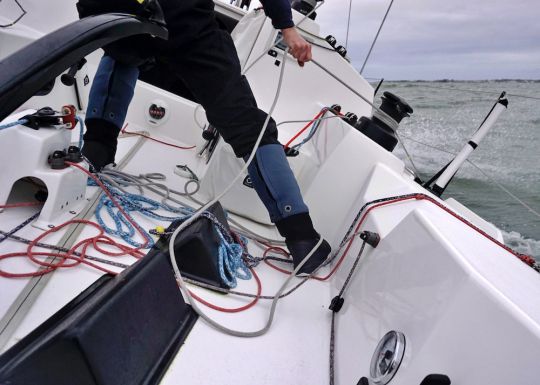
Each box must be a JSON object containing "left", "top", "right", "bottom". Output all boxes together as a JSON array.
[{"left": 502, "top": 230, "right": 540, "bottom": 259}]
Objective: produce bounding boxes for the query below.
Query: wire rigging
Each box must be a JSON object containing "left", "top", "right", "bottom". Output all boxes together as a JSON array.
[
  {"left": 360, "top": 0, "right": 395, "bottom": 74},
  {"left": 395, "top": 131, "right": 422, "bottom": 178},
  {"left": 345, "top": 0, "right": 353, "bottom": 49}
]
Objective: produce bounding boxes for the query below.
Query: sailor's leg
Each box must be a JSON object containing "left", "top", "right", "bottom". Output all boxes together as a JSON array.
[
  {"left": 168, "top": 27, "right": 330, "bottom": 274},
  {"left": 243, "top": 144, "right": 308, "bottom": 222},
  {"left": 83, "top": 55, "right": 139, "bottom": 170},
  {"left": 244, "top": 144, "right": 331, "bottom": 275}
]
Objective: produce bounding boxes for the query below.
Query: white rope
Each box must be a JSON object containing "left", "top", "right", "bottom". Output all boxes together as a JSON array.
[
  {"left": 395, "top": 131, "right": 423, "bottom": 178},
  {"left": 169, "top": 49, "right": 329, "bottom": 337},
  {"left": 241, "top": 1, "right": 326, "bottom": 75},
  {"left": 373, "top": 108, "right": 398, "bottom": 130}
]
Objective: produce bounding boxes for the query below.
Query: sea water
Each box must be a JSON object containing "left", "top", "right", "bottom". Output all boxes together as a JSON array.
[{"left": 378, "top": 80, "right": 540, "bottom": 260}]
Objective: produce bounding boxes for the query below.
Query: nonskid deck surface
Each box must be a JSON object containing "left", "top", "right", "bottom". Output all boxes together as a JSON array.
[{"left": 0, "top": 128, "right": 334, "bottom": 384}]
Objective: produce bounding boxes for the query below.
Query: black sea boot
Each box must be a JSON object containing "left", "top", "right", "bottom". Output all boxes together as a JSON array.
[
  {"left": 245, "top": 144, "right": 331, "bottom": 276},
  {"left": 275, "top": 213, "right": 331, "bottom": 276},
  {"left": 82, "top": 119, "right": 121, "bottom": 171}
]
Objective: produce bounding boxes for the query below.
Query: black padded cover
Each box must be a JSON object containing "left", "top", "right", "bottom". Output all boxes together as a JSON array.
[
  {"left": 0, "top": 248, "right": 197, "bottom": 385},
  {"left": 150, "top": 201, "right": 232, "bottom": 289}
]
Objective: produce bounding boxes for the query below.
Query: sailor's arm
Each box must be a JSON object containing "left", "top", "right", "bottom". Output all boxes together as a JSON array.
[{"left": 259, "top": 0, "right": 312, "bottom": 66}]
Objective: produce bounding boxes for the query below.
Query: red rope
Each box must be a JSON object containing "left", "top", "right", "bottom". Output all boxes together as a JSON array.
[
  {"left": 263, "top": 246, "right": 293, "bottom": 274},
  {"left": 67, "top": 162, "right": 149, "bottom": 251},
  {"left": 264, "top": 246, "right": 290, "bottom": 258},
  {"left": 0, "top": 162, "right": 263, "bottom": 314},
  {"left": 284, "top": 109, "right": 326, "bottom": 149},
  {"left": 264, "top": 193, "right": 536, "bottom": 281},
  {"left": 0, "top": 219, "right": 140, "bottom": 278},
  {"left": 188, "top": 267, "right": 262, "bottom": 313},
  {"left": 316, "top": 196, "right": 419, "bottom": 281},
  {"left": 0, "top": 160, "right": 269, "bottom": 317},
  {"left": 121, "top": 123, "right": 196, "bottom": 150},
  {"left": 0, "top": 164, "right": 150, "bottom": 278},
  {"left": 414, "top": 194, "right": 537, "bottom": 267},
  {"left": 0, "top": 252, "right": 119, "bottom": 278},
  {"left": 0, "top": 202, "right": 42, "bottom": 209}
]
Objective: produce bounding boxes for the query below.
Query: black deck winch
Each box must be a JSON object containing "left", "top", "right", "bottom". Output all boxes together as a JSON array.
[{"left": 355, "top": 91, "right": 413, "bottom": 151}]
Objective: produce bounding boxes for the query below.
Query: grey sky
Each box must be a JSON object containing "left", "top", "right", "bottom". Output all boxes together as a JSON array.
[
  {"left": 1, "top": 0, "right": 538, "bottom": 79},
  {"left": 314, "top": 0, "right": 540, "bottom": 80}
]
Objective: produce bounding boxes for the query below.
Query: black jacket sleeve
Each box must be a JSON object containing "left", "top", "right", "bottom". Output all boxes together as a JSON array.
[{"left": 259, "top": 0, "right": 294, "bottom": 29}]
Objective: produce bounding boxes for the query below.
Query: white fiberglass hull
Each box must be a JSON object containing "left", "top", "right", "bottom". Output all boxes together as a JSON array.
[{"left": 1, "top": 2, "right": 539, "bottom": 384}]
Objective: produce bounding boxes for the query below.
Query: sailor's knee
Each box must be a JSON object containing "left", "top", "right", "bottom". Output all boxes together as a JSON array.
[{"left": 216, "top": 116, "right": 279, "bottom": 158}]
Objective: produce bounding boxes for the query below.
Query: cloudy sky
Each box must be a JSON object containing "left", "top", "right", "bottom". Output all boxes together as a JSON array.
[
  {"left": 2, "top": 0, "right": 538, "bottom": 80},
  {"left": 311, "top": 0, "right": 540, "bottom": 80}
]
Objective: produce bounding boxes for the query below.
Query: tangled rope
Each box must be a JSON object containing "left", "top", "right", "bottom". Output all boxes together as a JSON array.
[{"left": 89, "top": 170, "right": 253, "bottom": 288}]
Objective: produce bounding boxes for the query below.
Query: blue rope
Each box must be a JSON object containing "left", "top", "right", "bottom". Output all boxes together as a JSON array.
[
  {"left": 0, "top": 119, "right": 28, "bottom": 131},
  {"left": 95, "top": 194, "right": 152, "bottom": 248},
  {"left": 76, "top": 116, "right": 84, "bottom": 149},
  {"left": 198, "top": 211, "right": 252, "bottom": 288},
  {"left": 92, "top": 183, "right": 191, "bottom": 248},
  {"left": 88, "top": 174, "right": 253, "bottom": 287}
]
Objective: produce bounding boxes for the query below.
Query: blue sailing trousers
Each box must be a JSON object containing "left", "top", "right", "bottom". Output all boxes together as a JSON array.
[{"left": 86, "top": 56, "right": 139, "bottom": 129}]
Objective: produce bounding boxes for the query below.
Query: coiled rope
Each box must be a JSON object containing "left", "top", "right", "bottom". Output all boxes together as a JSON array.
[{"left": 88, "top": 171, "right": 252, "bottom": 288}]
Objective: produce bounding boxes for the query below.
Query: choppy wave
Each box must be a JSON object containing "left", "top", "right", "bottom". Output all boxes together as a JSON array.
[
  {"left": 383, "top": 80, "right": 540, "bottom": 260},
  {"left": 502, "top": 231, "right": 540, "bottom": 261}
]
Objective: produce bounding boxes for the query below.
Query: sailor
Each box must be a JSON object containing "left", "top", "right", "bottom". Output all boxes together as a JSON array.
[{"left": 76, "top": 0, "right": 330, "bottom": 275}]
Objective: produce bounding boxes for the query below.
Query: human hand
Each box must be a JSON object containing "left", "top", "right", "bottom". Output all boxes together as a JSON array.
[{"left": 281, "top": 27, "right": 312, "bottom": 67}]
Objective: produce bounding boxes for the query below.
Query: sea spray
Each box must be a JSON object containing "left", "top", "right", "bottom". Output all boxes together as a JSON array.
[{"left": 379, "top": 80, "right": 540, "bottom": 260}]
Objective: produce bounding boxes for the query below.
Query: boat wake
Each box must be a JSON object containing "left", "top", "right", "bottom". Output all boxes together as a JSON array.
[{"left": 502, "top": 230, "right": 540, "bottom": 261}]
